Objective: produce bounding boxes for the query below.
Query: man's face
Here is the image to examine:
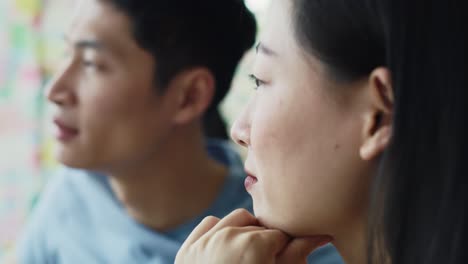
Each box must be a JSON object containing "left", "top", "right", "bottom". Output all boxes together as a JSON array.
[{"left": 47, "top": 0, "right": 177, "bottom": 171}]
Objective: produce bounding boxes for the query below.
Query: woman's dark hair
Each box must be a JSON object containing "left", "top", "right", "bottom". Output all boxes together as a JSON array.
[
  {"left": 105, "top": 0, "right": 257, "bottom": 139},
  {"left": 293, "top": 0, "right": 468, "bottom": 263}
]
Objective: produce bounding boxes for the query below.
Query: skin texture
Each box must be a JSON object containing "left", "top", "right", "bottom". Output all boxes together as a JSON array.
[{"left": 176, "top": 0, "right": 394, "bottom": 263}]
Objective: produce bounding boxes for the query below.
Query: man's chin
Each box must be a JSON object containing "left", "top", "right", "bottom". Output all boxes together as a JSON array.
[
  {"left": 55, "top": 150, "right": 94, "bottom": 170},
  {"left": 58, "top": 159, "right": 90, "bottom": 169}
]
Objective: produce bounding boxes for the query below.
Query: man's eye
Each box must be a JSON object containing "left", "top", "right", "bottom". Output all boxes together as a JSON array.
[{"left": 82, "top": 60, "right": 96, "bottom": 68}]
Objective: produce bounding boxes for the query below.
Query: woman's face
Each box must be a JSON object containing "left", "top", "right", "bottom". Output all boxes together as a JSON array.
[{"left": 231, "top": 0, "right": 375, "bottom": 237}]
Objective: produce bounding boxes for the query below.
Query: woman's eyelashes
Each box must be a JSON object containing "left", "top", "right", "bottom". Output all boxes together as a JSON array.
[{"left": 249, "top": 74, "right": 266, "bottom": 90}]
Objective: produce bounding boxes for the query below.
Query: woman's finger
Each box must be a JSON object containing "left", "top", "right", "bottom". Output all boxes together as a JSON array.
[
  {"left": 205, "top": 209, "right": 259, "bottom": 236},
  {"left": 206, "top": 227, "right": 290, "bottom": 263},
  {"left": 182, "top": 216, "right": 221, "bottom": 246},
  {"left": 276, "top": 235, "right": 333, "bottom": 264},
  {"left": 243, "top": 229, "right": 291, "bottom": 257}
]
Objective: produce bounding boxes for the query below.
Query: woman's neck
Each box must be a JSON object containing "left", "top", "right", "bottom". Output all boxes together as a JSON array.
[{"left": 333, "top": 218, "right": 368, "bottom": 264}]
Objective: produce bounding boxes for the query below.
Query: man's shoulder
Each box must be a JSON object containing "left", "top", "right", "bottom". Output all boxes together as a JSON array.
[
  {"left": 16, "top": 168, "right": 107, "bottom": 263},
  {"left": 43, "top": 168, "right": 99, "bottom": 200},
  {"left": 27, "top": 168, "right": 107, "bottom": 226}
]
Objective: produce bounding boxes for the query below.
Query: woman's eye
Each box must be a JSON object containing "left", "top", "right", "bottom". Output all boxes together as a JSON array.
[{"left": 248, "top": 74, "right": 266, "bottom": 90}]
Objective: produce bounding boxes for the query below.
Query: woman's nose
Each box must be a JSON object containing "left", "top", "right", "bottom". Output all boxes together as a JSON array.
[{"left": 230, "top": 100, "right": 253, "bottom": 148}]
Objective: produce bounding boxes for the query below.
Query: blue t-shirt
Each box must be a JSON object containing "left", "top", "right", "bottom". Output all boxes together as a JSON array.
[{"left": 17, "top": 139, "right": 343, "bottom": 264}]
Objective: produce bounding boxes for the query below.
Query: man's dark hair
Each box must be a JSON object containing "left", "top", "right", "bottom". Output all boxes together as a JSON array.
[{"left": 106, "top": 0, "right": 257, "bottom": 138}]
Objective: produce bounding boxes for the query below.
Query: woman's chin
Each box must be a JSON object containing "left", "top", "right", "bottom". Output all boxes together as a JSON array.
[
  {"left": 254, "top": 213, "right": 298, "bottom": 236},
  {"left": 254, "top": 210, "right": 329, "bottom": 238}
]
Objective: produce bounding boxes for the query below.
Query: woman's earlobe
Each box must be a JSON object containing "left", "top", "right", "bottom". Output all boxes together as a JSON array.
[
  {"left": 360, "top": 67, "right": 394, "bottom": 160},
  {"left": 360, "top": 125, "right": 392, "bottom": 160}
]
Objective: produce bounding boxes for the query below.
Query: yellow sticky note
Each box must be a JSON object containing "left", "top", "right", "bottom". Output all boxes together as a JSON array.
[{"left": 15, "top": 0, "right": 41, "bottom": 17}]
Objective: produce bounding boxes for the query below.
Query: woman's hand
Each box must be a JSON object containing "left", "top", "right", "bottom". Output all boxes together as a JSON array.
[{"left": 175, "top": 209, "right": 333, "bottom": 264}]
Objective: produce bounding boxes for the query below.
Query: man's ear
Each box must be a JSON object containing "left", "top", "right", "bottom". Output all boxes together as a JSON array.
[
  {"left": 360, "top": 67, "right": 394, "bottom": 161},
  {"left": 169, "top": 67, "right": 215, "bottom": 125}
]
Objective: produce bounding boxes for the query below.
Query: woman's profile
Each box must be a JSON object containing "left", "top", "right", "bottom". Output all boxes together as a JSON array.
[{"left": 176, "top": 0, "right": 468, "bottom": 263}]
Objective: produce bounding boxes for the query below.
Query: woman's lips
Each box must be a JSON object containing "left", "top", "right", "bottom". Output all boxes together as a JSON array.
[
  {"left": 54, "top": 119, "right": 79, "bottom": 142},
  {"left": 244, "top": 173, "right": 258, "bottom": 191}
]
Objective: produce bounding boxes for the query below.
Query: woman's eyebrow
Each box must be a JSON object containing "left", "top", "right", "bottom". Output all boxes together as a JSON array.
[{"left": 255, "top": 42, "right": 279, "bottom": 57}]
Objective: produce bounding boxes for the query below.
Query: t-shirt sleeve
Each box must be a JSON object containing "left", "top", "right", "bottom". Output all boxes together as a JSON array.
[
  {"left": 16, "top": 171, "right": 69, "bottom": 264},
  {"left": 16, "top": 219, "right": 50, "bottom": 264}
]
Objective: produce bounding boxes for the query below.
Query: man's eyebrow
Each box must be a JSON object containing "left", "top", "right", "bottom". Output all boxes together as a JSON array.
[
  {"left": 255, "top": 42, "right": 278, "bottom": 57},
  {"left": 75, "top": 40, "right": 104, "bottom": 50},
  {"left": 63, "top": 34, "right": 105, "bottom": 51}
]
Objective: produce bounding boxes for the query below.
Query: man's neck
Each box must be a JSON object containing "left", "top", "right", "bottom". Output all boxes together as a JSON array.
[{"left": 105, "top": 130, "right": 228, "bottom": 232}]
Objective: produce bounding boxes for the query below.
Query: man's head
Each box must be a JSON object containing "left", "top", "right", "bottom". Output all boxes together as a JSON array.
[
  {"left": 108, "top": 0, "right": 257, "bottom": 137},
  {"left": 47, "top": 0, "right": 256, "bottom": 171}
]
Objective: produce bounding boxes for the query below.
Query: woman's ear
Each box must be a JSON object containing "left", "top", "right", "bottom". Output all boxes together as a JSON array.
[
  {"left": 169, "top": 67, "right": 215, "bottom": 125},
  {"left": 360, "top": 67, "right": 394, "bottom": 161}
]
